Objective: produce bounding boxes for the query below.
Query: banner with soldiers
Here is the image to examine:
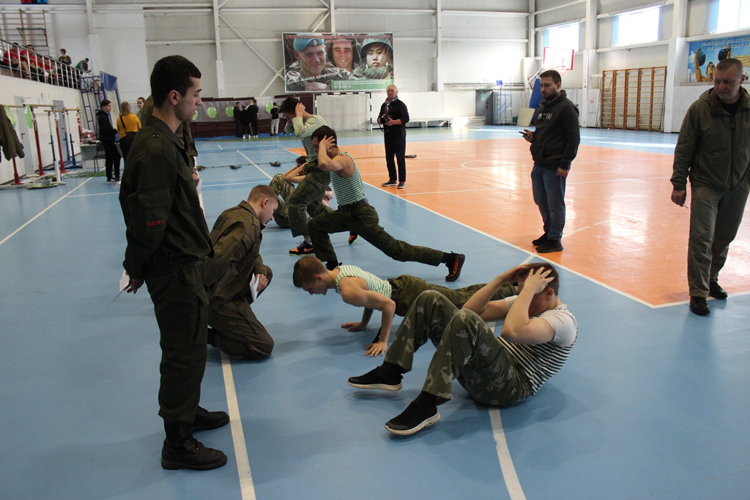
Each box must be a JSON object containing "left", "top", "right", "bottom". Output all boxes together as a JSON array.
[
  {"left": 688, "top": 35, "right": 750, "bottom": 83},
  {"left": 283, "top": 32, "right": 394, "bottom": 93}
]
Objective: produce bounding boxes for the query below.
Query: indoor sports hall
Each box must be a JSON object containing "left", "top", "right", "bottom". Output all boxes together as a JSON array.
[{"left": 1, "top": 1, "right": 749, "bottom": 499}]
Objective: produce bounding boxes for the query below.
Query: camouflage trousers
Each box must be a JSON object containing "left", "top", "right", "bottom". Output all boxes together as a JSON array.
[
  {"left": 388, "top": 274, "right": 517, "bottom": 317},
  {"left": 287, "top": 162, "right": 330, "bottom": 237},
  {"left": 308, "top": 201, "right": 444, "bottom": 267},
  {"left": 269, "top": 174, "right": 297, "bottom": 229},
  {"left": 384, "top": 291, "right": 533, "bottom": 406}
]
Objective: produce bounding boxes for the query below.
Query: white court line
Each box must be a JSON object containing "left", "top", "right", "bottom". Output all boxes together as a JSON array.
[
  {"left": 363, "top": 180, "right": 656, "bottom": 308},
  {"left": 68, "top": 191, "right": 118, "bottom": 197},
  {"left": 236, "top": 151, "right": 272, "bottom": 180},
  {"left": 217, "top": 144, "right": 224, "bottom": 150},
  {"left": 0, "top": 178, "right": 92, "bottom": 247},
  {"left": 220, "top": 351, "right": 256, "bottom": 500}
]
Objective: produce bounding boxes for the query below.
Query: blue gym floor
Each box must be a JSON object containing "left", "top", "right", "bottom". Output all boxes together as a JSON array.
[{"left": 1, "top": 127, "right": 748, "bottom": 500}]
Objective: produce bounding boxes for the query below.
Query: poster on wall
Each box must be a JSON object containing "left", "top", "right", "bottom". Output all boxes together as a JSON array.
[
  {"left": 687, "top": 35, "right": 750, "bottom": 83},
  {"left": 282, "top": 32, "right": 394, "bottom": 93}
]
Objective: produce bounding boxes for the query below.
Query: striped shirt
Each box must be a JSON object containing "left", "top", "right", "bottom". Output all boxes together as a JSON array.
[
  {"left": 498, "top": 295, "right": 577, "bottom": 394},
  {"left": 330, "top": 152, "right": 366, "bottom": 206},
  {"left": 334, "top": 265, "right": 392, "bottom": 298},
  {"left": 284, "top": 114, "right": 326, "bottom": 161}
]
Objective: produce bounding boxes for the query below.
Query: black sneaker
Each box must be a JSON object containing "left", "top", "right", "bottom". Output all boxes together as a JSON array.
[
  {"left": 689, "top": 297, "right": 710, "bottom": 316},
  {"left": 161, "top": 436, "right": 228, "bottom": 471},
  {"left": 532, "top": 233, "right": 548, "bottom": 246},
  {"left": 381, "top": 180, "right": 398, "bottom": 187},
  {"left": 347, "top": 366, "right": 402, "bottom": 391},
  {"left": 189, "top": 406, "right": 229, "bottom": 434},
  {"left": 289, "top": 241, "right": 314, "bottom": 255},
  {"left": 708, "top": 282, "right": 728, "bottom": 300},
  {"left": 536, "top": 240, "right": 563, "bottom": 253},
  {"left": 385, "top": 401, "right": 440, "bottom": 436},
  {"left": 398, "top": 182, "right": 406, "bottom": 189},
  {"left": 445, "top": 253, "right": 465, "bottom": 282}
]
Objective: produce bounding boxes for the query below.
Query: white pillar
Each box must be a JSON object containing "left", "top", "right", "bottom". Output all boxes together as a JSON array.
[
  {"left": 213, "top": 0, "right": 226, "bottom": 97},
  {"left": 435, "top": 0, "right": 443, "bottom": 91},
  {"left": 664, "top": 0, "right": 688, "bottom": 132}
]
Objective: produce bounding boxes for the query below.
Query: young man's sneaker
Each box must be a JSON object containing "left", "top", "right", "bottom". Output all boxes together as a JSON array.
[
  {"left": 531, "top": 233, "right": 548, "bottom": 246},
  {"left": 385, "top": 400, "right": 440, "bottom": 436},
  {"left": 382, "top": 180, "right": 398, "bottom": 187},
  {"left": 445, "top": 253, "right": 465, "bottom": 282},
  {"left": 289, "top": 241, "right": 314, "bottom": 255},
  {"left": 189, "top": 406, "right": 230, "bottom": 434},
  {"left": 708, "top": 281, "right": 728, "bottom": 300},
  {"left": 398, "top": 182, "right": 406, "bottom": 189},
  {"left": 348, "top": 232, "right": 358, "bottom": 244},
  {"left": 689, "top": 297, "right": 710, "bottom": 316},
  {"left": 536, "top": 239, "right": 563, "bottom": 253},
  {"left": 347, "top": 366, "right": 402, "bottom": 391},
  {"left": 161, "top": 436, "right": 228, "bottom": 471}
]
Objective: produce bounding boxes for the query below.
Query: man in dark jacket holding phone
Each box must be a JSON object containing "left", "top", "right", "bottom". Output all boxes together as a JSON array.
[{"left": 521, "top": 70, "right": 580, "bottom": 253}]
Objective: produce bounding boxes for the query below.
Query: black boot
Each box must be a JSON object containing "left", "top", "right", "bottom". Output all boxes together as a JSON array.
[
  {"left": 189, "top": 406, "right": 230, "bottom": 434},
  {"left": 162, "top": 422, "right": 227, "bottom": 471}
]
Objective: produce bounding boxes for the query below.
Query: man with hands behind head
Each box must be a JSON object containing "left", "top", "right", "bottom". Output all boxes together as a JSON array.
[{"left": 347, "top": 263, "right": 577, "bottom": 436}]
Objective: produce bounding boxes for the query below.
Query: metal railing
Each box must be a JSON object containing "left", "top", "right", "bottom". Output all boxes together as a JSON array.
[{"left": 1, "top": 38, "right": 85, "bottom": 89}]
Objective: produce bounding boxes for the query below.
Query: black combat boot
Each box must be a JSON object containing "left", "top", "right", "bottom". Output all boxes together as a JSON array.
[{"left": 161, "top": 421, "right": 227, "bottom": 471}]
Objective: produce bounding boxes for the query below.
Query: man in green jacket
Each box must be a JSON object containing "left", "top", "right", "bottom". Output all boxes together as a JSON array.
[
  {"left": 204, "top": 185, "right": 278, "bottom": 359},
  {"left": 119, "top": 55, "right": 229, "bottom": 471},
  {"left": 671, "top": 58, "right": 750, "bottom": 316}
]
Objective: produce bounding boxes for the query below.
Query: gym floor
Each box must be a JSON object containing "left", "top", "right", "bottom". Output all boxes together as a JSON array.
[{"left": 1, "top": 126, "right": 748, "bottom": 499}]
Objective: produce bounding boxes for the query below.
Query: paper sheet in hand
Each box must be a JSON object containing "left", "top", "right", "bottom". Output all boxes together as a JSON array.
[
  {"left": 109, "top": 271, "right": 130, "bottom": 306},
  {"left": 249, "top": 274, "right": 260, "bottom": 302}
]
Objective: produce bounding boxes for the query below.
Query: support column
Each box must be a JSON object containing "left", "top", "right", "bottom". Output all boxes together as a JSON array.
[
  {"left": 664, "top": 0, "right": 688, "bottom": 132},
  {"left": 580, "top": 0, "right": 598, "bottom": 128},
  {"left": 213, "top": 0, "right": 226, "bottom": 97},
  {"left": 435, "top": 0, "right": 443, "bottom": 91},
  {"left": 528, "top": 0, "right": 535, "bottom": 58}
]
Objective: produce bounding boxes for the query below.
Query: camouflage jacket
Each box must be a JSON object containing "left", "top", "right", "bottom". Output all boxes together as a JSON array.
[{"left": 286, "top": 61, "right": 352, "bottom": 91}]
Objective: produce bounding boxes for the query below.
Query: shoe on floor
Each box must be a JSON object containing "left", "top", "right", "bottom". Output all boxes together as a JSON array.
[
  {"left": 445, "top": 253, "right": 465, "bottom": 282},
  {"left": 689, "top": 296, "right": 710, "bottom": 316},
  {"left": 347, "top": 366, "right": 402, "bottom": 391},
  {"left": 385, "top": 401, "right": 440, "bottom": 436},
  {"left": 532, "top": 233, "right": 548, "bottom": 246},
  {"left": 348, "top": 232, "right": 358, "bottom": 245},
  {"left": 289, "top": 241, "right": 314, "bottom": 255},
  {"left": 382, "top": 180, "right": 398, "bottom": 187},
  {"left": 398, "top": 182, "right": 406, "bottom": 189},
  {"left": 189, "top": 406, "right": 229, "bottom": 434},
  {"left": 536, "top": 240, "right": 563, "bottom": 253},
  {"left": 708, "top": 281, "right": 727, "bottom": 300},
  {"left": 161, "top": 436, "right": 227, "bottom": 471}
]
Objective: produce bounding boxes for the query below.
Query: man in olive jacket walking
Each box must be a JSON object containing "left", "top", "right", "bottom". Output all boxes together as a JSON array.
[
  {"left": 521, "top": 70, "right": 580, "bottom": 253},
  {"left": 671, "top": 58, "right": 750, "bottom": 316}
]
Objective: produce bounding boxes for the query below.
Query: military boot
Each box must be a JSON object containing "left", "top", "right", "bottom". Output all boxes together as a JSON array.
[{"left": 161, "top": 422, "right": 227, "bottom": 471}]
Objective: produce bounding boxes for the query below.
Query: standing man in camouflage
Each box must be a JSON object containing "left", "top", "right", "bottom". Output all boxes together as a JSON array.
[
  {"left": 204, "top": 185, "right": 278, "bottom": 359},
  {"left": 521, "top": 69, "right": 580, "bottom": 254},
  {"left": 348, "top": 263, "right": 577, "bottom": 436},
  {"left": 286, "top": 36, "right": 350, "bottom": 92},
  {"left": 671, "top": 58, "right": 750, "bottom": 316},
  {"left": 308, "top": 126, "right": 466, "bottom": 280},
  {"left": 279, "top": 97, "right": 331, "bottom": 255},
  {"left": 292, "top": 256, "right": 516, "bottom": 357},
  {"left": 119, "top": 55, "right": 228, "bottom": 471}
]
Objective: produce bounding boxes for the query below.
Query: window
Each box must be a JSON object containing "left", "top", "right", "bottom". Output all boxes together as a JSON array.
[
  {"left": 615, "top": 7, "right": 660, "bottom": 46},
  {"left": 545, "top": 23, "right": 580, "bottom": 51},
  {"left": 718, "top": 0, "right": 750, "bottom": 32}
]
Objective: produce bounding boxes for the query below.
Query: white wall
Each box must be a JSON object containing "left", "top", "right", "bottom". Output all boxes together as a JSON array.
[{"left": 0, "top": 75, "right": 83, "bottom": 183}]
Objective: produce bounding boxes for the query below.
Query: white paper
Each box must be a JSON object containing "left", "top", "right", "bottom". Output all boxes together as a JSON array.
[
  {"left": 249, "top": 274, "right": 259, "bottom": 303},
  {"left": 109, "top": 271, "right": 130, "bottom": 306}
]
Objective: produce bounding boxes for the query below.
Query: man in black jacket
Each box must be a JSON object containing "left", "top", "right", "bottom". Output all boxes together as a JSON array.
[
  {"left": 96, "top": 99, "right": 121, "bottom": 182},
  {"left": 247, "top": 98, "right": 259, "bottom": 138},
  {"left": 233, "top": 101, "right": 242, "bottom": 138},
  {"left": 379, "top": 85, "right": 410, "bottom": 189},
  {"left": 521, "top": 70, "right": 580, "bottom": 253}
]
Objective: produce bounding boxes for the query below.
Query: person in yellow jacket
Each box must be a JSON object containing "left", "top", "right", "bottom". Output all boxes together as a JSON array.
[{"left": 116, "top": 101, "right": 141, "bottom": 161}]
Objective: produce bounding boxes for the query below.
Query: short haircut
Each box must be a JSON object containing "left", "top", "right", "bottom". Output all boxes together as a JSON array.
[
  {"left": 60, "top": 49, "right": 66, "bottom": 54},
  {"left": 518, "top": 262, "right": 560, "bottom": 295},
  {"left": 540, "top": 69, "right": 562, "bottom": 85},
  {"left": 248, "top": 184, "right": 279, "bottom": 205},
  {"left": 293, "top": 256, "right": 327, "bottom": 287},
  {"left": 716, "top": 58, "right": 744, "bottom": 76},
  {"left": 100, "top": 99, "right": 111, "bottom": 107},
  {"left": 296, "top": 155, "right": 307, "bottom": 165},
  {"left": 137, "top": 96, "right": 145, "bottom": 102},
  {"left": 311, "top": 125, "right": 337, "bottom": 144},
  {"left": 150, "top": 55, "right": 202, "bottom": 108},
  {"left": 279, "top": 97, "right": 300, "bottom": 114}
]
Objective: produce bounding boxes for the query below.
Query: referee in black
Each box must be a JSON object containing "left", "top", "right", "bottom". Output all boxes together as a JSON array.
[{"left": 379, "top": 85, "right": 410, "bottom": 189}]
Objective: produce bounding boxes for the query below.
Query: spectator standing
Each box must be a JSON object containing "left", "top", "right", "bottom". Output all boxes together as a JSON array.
[
  {"left": 116, "top": 101, "right": 142, "bottom": 161},
  {"left": 248, "top": 98, "right": 259, "bottom": 138},
  {"left": 379, "top": 85, "right": 409, "bottom": 189},
  {"left": 233, "top": 101, "right": 242, "bottom": 138},
  {"left": 270, "top": 102, "right": 280, "bottom": 136},
  {"left": 96, "top": 99, "right": 121, "bottom": 182}
]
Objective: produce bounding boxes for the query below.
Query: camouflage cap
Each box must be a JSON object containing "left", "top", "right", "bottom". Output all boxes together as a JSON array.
[
  {"left": 360, "top": 36, "right": 392, "bottom": 58},
  {"left": 293, "top": 36, "right": 325, "bottom": 52}
]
